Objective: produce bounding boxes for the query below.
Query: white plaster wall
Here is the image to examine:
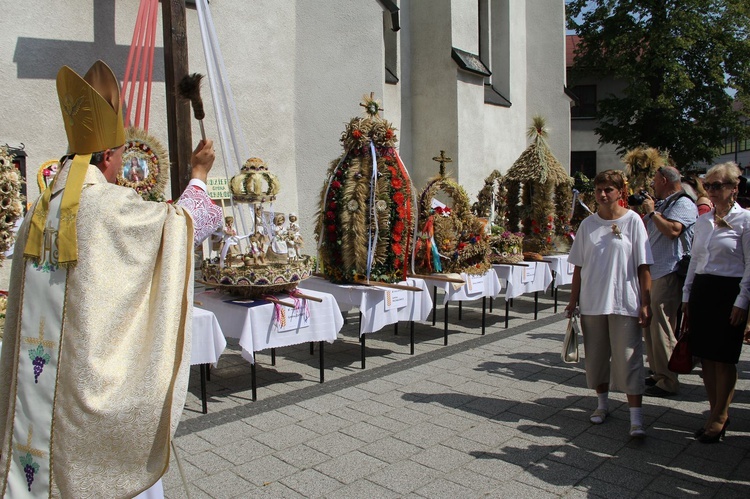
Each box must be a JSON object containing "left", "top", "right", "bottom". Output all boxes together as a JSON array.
[
  {"left": 483, "top": 0, "right": 529, "bottom": 176},
  {"left": 293, "top": 0, "right": 384, "bottom": 245},
  {"left": 451, "top": 0, "right": 479, "bottom": 53},
  {"left": 406, "top": 0, "right": 459, "bottom": 190},
  {"left": 455, "top": 74, "right": 486, "bottom": 198},
  {"left": 524, "top": 0, "right": 570, "bottom": 171},
  {"left": 397, "top": 2, "right": 414, "bottom": 172}
]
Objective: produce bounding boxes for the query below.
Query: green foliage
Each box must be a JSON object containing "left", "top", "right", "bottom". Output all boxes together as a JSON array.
[{"left": 567, "top": 0, "right": 750, "bottom": 167}]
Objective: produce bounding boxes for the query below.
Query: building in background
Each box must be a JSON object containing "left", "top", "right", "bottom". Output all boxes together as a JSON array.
[
  {"left": 713, "top": 102, "right": 749, "bottom": 173},
  {"left": 567, "top": 34, "right": 748, "bottom": 177},
  {"left": 0, "top": 0, "right": 570, "bottom": 250},
  {"left": 567, "top": 34, "right": 623, "bottom": 177}
]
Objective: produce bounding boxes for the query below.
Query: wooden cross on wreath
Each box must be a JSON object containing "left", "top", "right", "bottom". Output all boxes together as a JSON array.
[{"left": 432, "top": 150, "right": 452, "bottom": 177}]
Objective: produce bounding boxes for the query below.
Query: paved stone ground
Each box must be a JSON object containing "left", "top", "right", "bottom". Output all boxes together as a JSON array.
[{"left": 165, "top": 288, "right": 750, "bottom": 498}]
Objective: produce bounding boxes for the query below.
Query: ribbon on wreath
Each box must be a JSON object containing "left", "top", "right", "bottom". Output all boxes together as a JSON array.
[{"left": 365, "top": 141, "right": 379, "bottom": 281}]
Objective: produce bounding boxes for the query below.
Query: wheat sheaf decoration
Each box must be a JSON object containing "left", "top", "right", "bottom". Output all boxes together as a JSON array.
[
  {"left": 316, "top": 94, "right": 414, "bottom": 284},
  {"left": 505, "top": 115, "right": 573, "bottom": 255},
  {"left": 413, "top": 152, "right": 491, "bottom": 276},
  {"left": 0, "top": 146, "right": 25, "bottom": 267}
]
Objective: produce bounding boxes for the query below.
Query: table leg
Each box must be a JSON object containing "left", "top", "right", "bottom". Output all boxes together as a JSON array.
[
  {"left": 432, "top": 286, "right": 437, "bottom": 326},
  {"left": 489, "top": 297, "right": 493, "bottom": 313},
  {"left": 206, "top": 364, "right": 211, "bottom": 382},
  {"left": 319, "top": 341, "right": 325, "bottom": 383},
  {"left": 310, "top": 342, "right": 314, "bottom": 355},
  {"left": 534, "top": 291, "right": 539, "bottom": 320},
  {"left": 251, "top": 360, "right": 257, "bottom": 401},
  {"left": 394, "top": 322, "right": 398, "bottom": 336},
  {"left": 482, "top": 296, "right": 486, "bottom": 335},
  {"left": 550, "top": 271, "right": 556, "bottom": 297},
  {"left": 271, "top": 348, "right": 276, "bottom": 366},
  {"left": 458, "top": 301, "right": 463, "bottom": 320},
  {"left": 444, "top": 302, "right": 449, "bottom": 346},
  {"left": 360, "top": 333, "right": 366, "bottom": 369},
  {"left": 199, "top": 364, "right": 208, "bottom": 414},
  {"left": 505, "top": 299, "right": 509, "bottom": 329},
  {"left": 360, "top": 311, "right": 365, "bottom": 369},
  {"left": 410, "top": 320, "right": 415, "bottom": 355},
  {"left": 554, "top": 286, "right": 558, "bottom": 313}
]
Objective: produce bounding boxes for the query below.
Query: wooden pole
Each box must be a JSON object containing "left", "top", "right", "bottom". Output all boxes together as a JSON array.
[{"left": 162, "top": 0, "right": 193, "bottom": 198}]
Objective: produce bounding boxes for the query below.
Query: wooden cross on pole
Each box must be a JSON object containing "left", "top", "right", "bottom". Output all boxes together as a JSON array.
[
  {"left": 432, "top": 150, "right": 452, "bottom": 177},
  {"left": 162, "top": 0, "right": 194, "bottom": 199}
]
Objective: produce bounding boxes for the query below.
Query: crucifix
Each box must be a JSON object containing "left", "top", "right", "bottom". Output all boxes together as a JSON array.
[{"left": 432, "top": 150, "right": 453, "bottom": 177}]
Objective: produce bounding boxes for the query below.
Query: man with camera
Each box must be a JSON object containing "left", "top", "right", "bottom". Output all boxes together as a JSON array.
[{"left": 640, "top": 166, "right": 698, "bottom": 397}]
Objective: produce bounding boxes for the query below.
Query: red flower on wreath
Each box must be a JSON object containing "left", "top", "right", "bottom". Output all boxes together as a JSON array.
[
  {"left": 393, "top": 232, "right": 402, "bottom": 242},
  {"left": 385, "top": 129, "right": 394, "bottom": 139},
  {"left": 393, "top": 191, "right": 405, "bottom": 205},
  {"left": 327, "top": 225, "right": 336, "bottom": 233},
  {"left": 326, "top": 210, "right": 335, "bottom": 220},
  {"left": 352, "top": 130, "right": 363, "bottom": 139},
  {"left": 332, "top": 180, "right": 342, "bottom": 189},
  {"left": 329, "top": 201, "right": 337, "bottom": 210},
  {"left": 392, "top": 243, "right": 403, "bottom": 256},
  {"left": 391, "top": 177, "right": 403, "bottom": 189}
]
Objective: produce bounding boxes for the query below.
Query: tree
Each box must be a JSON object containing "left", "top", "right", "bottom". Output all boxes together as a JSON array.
[{"left": 567, "top": 0, "right": 750, "bottom": 168}]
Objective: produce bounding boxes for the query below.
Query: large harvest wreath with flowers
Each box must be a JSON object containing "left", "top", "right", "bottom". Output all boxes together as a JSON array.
[
  {"left": 414, "top": 175, "right": 491, "bottom": 275},
  {"left": 0, "top": 146, "right": 24, "bottom": 267},
  {"left": 316, "top": 96, "right": 414, "bottom": 284}
]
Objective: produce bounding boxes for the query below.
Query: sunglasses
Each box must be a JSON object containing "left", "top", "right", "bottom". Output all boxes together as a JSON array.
[{"left": 703, "top": 181, "right": 732, "bottom": 191}]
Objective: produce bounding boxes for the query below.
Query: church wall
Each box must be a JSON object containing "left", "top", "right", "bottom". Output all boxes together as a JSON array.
[
  {"left": 524, "top": 0, "right": 571, "bottom": 171},
  {"left": 404, "top": 0, "right": 460, "bottom": 191},
  {"left": 292, "top": 0, "right": 384, "bottom": 247},
  {"left": 483, "top": 0, "right": 530, "bottom": 176},
  {"left": 0, "top": 0, "right": 569, "bottom": 290}
]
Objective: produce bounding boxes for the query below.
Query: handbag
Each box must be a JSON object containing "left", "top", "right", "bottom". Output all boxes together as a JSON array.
[
  {"left": 668, "top": 331, "right": 693, "bottom": 374},
  {"left": 675, "top": 254, "right": 691, "bottom": 279},
  {"left": 561, "top": 312, "right": 581, "bottom": 363}
]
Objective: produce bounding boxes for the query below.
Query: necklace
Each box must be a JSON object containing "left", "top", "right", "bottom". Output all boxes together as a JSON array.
[{"left": 714, "top": 206, "right": 733, "bottom": 229}]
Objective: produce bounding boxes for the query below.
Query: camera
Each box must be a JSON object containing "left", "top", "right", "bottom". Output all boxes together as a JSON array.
[{"left": 627, "top": 190, "right": 650, "bottom": 206}]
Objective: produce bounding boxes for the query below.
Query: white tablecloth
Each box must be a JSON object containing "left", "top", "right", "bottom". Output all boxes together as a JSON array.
[
  {"left": 421, "top": 269, "right": 503, "bottom": 306},
  {"left": 196, "top": 289, "right": 343, "bottom": 363},
  {"left": 298, "top": 277, "right": 433, "bottom": 335},
  {"left": 192, "top": 307, "right": 227, "bottom": 367},
  {"left": 493, "top": 262, "right": 553, "bottom": 300},
  {"left": 542, "top": 254, "right": 574, "bottom": 287}
]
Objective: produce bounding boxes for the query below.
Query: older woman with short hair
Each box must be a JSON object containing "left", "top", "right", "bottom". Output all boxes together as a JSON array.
[{"left": 682, "top": 161, "right": 750, "bottom": 443}]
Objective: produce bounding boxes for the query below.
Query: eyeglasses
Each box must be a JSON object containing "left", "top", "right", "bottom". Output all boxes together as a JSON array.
[{"left": 703, "top": 181, "right": 732, "bottom": 191}]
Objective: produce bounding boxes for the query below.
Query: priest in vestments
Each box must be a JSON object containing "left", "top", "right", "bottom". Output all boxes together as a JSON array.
[{"left": 0, "top": 61, "right": 222, "bottom": 497}]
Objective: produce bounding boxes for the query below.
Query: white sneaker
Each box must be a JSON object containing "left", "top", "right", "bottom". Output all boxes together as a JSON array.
[
  {"left": 590, "top": 408, "right": 608, "bottom": 424},
  {"left": 630, "top": 424, "right": 646, "bottom": 438}
]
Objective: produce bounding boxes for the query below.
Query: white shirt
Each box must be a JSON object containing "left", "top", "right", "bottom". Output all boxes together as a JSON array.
[
  {"left": 681, "top": 203, "right": 750, "bottom": 309},
  {"left": 568, "top": 209, "right": 653, "bottom": 317}
]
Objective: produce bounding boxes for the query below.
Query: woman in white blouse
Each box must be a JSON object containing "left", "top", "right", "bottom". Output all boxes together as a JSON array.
[{"left": 682, "top": 162, "right": 750, "bottom": 444}]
